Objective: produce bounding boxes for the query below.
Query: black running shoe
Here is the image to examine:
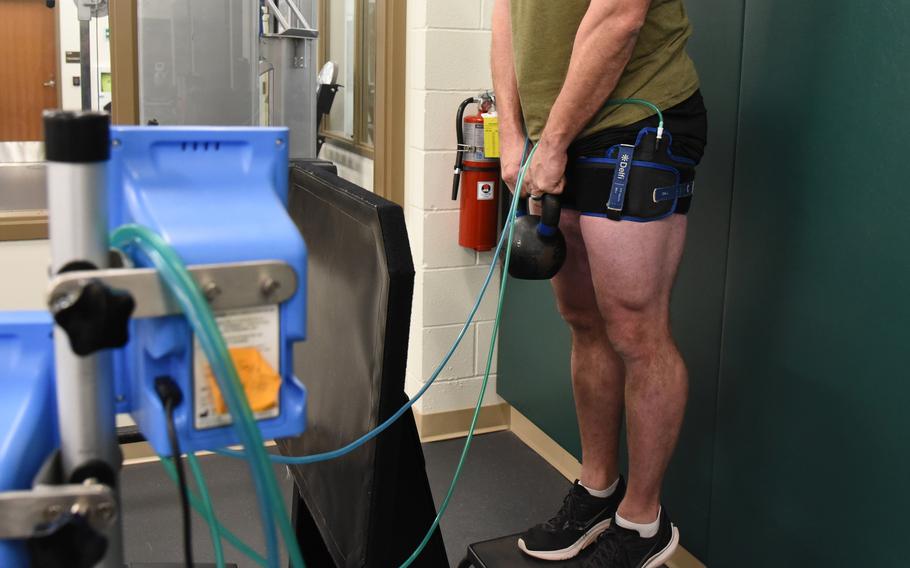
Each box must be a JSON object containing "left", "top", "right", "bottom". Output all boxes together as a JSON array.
[
  {"left": 581, "top": 507, "right": 679, "bottom": 568},
  {"left": 518, "top": 478, "right": 625, "bottom": 561}
]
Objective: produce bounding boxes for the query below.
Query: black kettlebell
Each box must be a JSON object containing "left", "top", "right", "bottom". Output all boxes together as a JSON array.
[{"left": 508, "top": 194, "right": 567, "bottom": 280}]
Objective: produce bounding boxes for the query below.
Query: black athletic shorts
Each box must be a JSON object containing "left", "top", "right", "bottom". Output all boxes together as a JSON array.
[{"left": 562, "top": 90, "right": 708, "bottom": 217}]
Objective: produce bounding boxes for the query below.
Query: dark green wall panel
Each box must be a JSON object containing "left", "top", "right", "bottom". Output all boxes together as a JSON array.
[
  {"left": 498, "top": 280, "right": 579, "bottom": 455},
  {"left": 498, "top": 1, "right": 745, "bottom": 559},
  {"left": 708, "top": 1, "right": 910, "bottom": 566},
  {"left": 500, "top": 1, "right": 910, "bottom": 565},
  {"left": 659, "top": 1, "right": 744, "bottom": 556}
]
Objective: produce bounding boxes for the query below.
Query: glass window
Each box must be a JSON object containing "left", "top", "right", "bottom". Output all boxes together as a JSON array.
[
  {"left": 321, "top": 0, "right": 375, "bottom": 151},
  {"left": 361, "top": 0, "right": 376, "bottom": 146}
]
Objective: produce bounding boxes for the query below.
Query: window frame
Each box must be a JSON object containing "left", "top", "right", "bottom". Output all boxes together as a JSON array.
[{"left": 318, "top": 0, "right": 375, "bottom": 160}]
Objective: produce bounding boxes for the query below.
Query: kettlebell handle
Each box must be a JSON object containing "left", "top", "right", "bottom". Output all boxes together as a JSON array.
[{"left": 537, "top": 194, "right": 561, "bottom": 237}]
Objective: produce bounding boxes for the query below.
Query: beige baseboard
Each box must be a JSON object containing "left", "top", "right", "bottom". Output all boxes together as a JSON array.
[
  {"left": 122, "top": 402, "right": 514, "bottom": 464},
  {"left": 121, "top": 441, "right": 273, "bottom": 466},
  {"left": 509, "top": 407, "right": 582, "bottom": 481},
  {"left": 414, "top": 403, "right": 511, "bottom": 443},
  {"left": 0, "top": 209, "right": 48, "bottom": 241},
  {"left": 508, "top": 407, "right": 707, "bottom": 568},
  {"left": 122, "top": 441, "right": 157, "bottom": 464},
  {"left": 667, "top": 546, "right": 707, "bottom": 568}
]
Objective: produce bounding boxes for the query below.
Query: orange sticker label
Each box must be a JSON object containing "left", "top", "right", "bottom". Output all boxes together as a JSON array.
[{"left": 204, "top": 347, "right": 281, "bottom": 415}]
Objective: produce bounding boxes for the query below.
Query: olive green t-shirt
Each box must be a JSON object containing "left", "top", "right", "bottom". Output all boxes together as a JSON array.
[{"left": 510, "top": 0, "right": 700, "bottom": 141}]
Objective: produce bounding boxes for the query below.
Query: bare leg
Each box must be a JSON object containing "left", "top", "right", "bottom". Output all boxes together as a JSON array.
[
  {"left": 580, "top": 214, "right": 689, "bottom": 523},
  {"left": 551, "top": 210, "right": 625, "bottom": 491}
]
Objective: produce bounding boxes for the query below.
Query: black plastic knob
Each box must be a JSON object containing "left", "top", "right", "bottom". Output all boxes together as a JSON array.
[
  {"left": 52, "top": 280, "right": 135, "bottom": 356},
  {"left": 43, "top": 111, "right": 110, "bottom": 163},
  {"left": 28, "top": 513, "right": 108, "bottom": 568}
]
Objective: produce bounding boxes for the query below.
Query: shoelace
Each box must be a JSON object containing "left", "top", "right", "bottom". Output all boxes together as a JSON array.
[
  {"left": 544, "top": 489, "right": 582, "bottom": 530},
  {"left": 583, "top": 526, "right": 632, "bottom": 568}
]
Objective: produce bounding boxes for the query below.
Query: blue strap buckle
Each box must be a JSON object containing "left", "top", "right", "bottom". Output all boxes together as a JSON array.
[
  {"left": 652, "top": 181, "right": 695, "bottom": 203},
  {"left": 607, "top": 144, "right": 635, "bottom": 211}
]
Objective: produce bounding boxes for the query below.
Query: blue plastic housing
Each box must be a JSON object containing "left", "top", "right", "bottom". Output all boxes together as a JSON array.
[
  {"left": 108, "top": 127, "right": 308, "bottom": 456},
  {"left": 0, "top": 312, "right": 56, "bottom": 566}
]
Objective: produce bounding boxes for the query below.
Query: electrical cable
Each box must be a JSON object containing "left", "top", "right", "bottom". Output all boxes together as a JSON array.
[
  {"left": 157, "top": 377, "right": 194, "bottom": 568},
  {"left": 187, "top": 453, "right": 226, "bottom": 568},
  {"left": 167, "top": 405, "right": 193, "bottom": 568},
  {"left": 114, "top": 227, "right": 281, "bottom": 567},
  {"left": 160, "top": 459, "right": 268, "bottom": 567},
  {"left": 111, "top": 226, "right": 303, "bottom": 568}
]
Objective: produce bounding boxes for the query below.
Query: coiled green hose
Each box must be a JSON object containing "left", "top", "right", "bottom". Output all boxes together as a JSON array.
[
  {"left": 187, "top": 453, "right": 226, "bottom": 568},
  {"left": 111, "top": 226, "right": 304, "bottom": 568},
  {"left": 150, "top": 97, "right": 660, "bottom": 565}
]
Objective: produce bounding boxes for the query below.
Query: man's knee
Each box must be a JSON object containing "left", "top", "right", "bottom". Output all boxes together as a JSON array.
[
  {"left": 603, "top": 306, "right": 669, "bottom": 361},
  {"left": 556, "top": 301, "right": 604, "bottom": 337}
]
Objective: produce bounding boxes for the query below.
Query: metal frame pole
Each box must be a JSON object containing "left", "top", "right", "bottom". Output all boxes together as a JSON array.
[
  {"left": 79, "top": 19, "right": 92, "bottom": 111},
  {"left": 44, "top": 111, "right": 123, "bottom": 568}
]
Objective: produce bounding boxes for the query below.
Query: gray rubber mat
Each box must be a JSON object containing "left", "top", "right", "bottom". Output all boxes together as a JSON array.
[{"left": 122, "top": 431, "right": 574, "bottom": 567}]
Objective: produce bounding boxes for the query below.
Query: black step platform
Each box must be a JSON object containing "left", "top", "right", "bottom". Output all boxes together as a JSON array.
[
  {"left": 459, "top": 534, "right": 669, "bottom": 568},
  {"left": 458, "top": 534, "right": 592, "bottom": 568},
  {"left": 128, "top": 564, "right": 238, "bottom": 567}
]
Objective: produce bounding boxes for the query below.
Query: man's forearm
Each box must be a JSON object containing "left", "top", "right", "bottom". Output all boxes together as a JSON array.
[
  {"left": 540, "top": 1, "right": 651, "bottom": 152},
  {"left": 491, "top": 0, "right": 524, "bottom": 149}
]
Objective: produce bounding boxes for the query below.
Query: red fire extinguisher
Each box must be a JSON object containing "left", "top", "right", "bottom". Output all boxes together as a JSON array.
[{"left": 452, "top": 94, "right": 500, "bottom": 252}]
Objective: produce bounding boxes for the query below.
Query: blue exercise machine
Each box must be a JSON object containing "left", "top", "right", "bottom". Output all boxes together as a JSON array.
[{"left": 0, "top": 112, "right": 309, "bottom": 567}]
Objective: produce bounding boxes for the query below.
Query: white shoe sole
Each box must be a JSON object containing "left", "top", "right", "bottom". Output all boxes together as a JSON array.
[
  {"left": 517, "top": 518, "right": 612, "bottom": 561},
  {"left": 643, "top": 525, "right": 680, "bottom": 568}
]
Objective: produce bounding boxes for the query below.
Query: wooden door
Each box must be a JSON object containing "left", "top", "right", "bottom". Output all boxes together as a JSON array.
[{"left": 0, "top": 0, "right": 59, "bottom": 141}]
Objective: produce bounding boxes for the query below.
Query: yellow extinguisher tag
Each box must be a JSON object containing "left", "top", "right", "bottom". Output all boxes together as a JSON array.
[{"left": 483, "top": 113, "right": 500, "bottom": 159}]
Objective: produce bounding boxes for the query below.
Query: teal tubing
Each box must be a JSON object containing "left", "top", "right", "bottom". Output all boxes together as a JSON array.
[
  {"left": 217, "top": 138, "right": 534, "bottom": 467},
  {"left": 146, "top": 98, "right": 651, "bottom": 566},
  {"left": 110, "top": 226, "right": 304, "bottom": 568},
  {"left": 160, "top": 458, "right": 268, "bottom": 567},
  {"left": 398, "top": 144, "right": 537, "bottom": 567},
  {"left": 218, "top": 101, "right": 661, "bottom": 469},
  {"left": 215, "top": 188, "right": 513, "bottom": 466},
  {"left": 187, "top": 453, "right": 226, "bottom": 568},
  {"left": 605, "top": 98, "right": 665, "bottom": 130}
]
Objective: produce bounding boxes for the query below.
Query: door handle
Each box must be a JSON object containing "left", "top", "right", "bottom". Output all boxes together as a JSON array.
[{"left": 43, "top": 79, "right": 56, "bottom": 88}]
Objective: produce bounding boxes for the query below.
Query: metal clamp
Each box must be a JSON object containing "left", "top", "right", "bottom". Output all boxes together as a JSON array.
[
  {"left": 264, "top": 0, "right": 319, "bottom": 39},
  {"left": 0, "top": 483, "right": 116, "bottom": 540},
  {"left": 48, "top": 260, "right": 298, "bottom": 319}
]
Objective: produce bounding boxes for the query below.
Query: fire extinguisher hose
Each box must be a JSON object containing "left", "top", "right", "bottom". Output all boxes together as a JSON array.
[{"left": 452, "top": 96, "right": 477, "bottom": 200}]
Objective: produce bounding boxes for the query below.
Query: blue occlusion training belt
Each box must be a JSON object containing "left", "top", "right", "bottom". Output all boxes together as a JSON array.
[{"left": 566, "top": 127, "right": 696, "bottom": 222}]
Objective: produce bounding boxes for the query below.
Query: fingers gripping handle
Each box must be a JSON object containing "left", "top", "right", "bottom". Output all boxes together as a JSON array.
[{"left": 537, "top": 194, "right": 561, "bottom": 237}]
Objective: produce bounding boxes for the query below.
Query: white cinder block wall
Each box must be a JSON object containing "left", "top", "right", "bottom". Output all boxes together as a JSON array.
[{"left": 404, "top": 0, "right": 503, "bottom": 415}]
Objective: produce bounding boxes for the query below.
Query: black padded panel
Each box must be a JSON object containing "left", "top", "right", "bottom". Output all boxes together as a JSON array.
[{"left": 280, "top": 163, "right": 446, "bottom": 567}]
